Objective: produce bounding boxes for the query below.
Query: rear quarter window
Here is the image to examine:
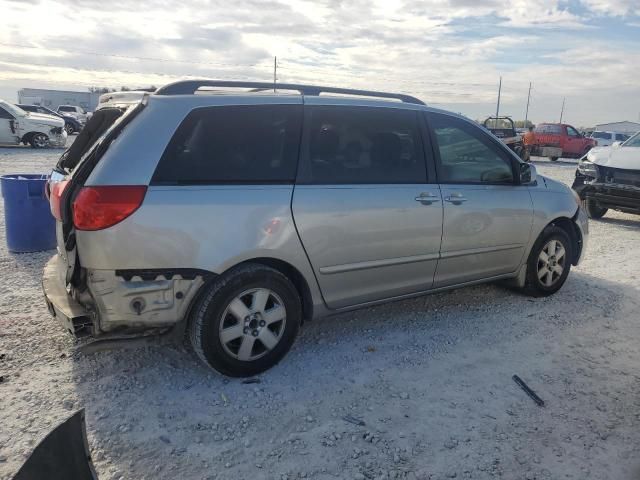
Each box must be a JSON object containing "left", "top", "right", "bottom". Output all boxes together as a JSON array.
[
  {"left": 152, "top": 105, "right": 302, "bottom": 185},
  {"left": 534, "top": 124, "right": 562, "bottom": 134}
]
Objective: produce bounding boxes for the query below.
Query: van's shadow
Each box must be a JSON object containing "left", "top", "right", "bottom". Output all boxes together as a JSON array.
[
  {"left": 67, "top": 270, "right": 637, "bottom": 476},
  {"left": 594, "top": 215, "right": 640, "bottom": 230}
]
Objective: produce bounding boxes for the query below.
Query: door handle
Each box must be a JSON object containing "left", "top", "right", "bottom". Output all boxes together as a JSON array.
[
  {"left": 415, "top": 192, "right": 440, "bottom": 205},
  {"left": 444, "top": 193, "right": 468, "bottom": 205}
]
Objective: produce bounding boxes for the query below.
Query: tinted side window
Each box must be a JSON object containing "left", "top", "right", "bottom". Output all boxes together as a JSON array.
[
  {"left": 566, "top": 126, "right": 580, "bottom": 137},
  {"left": 0, "top": 107, "right": 14, "bottom": 119},
  {"left": 153, "top": 105, "right": 302, "bottom": 185},
  {"left": 430, "top": 113, "right": 514, "bottom": 184},
  {"left": 616, "top": 134, "right": 629, "bottom": 141},
  {"left": 302, "top": 106, "right": 426, "bottom": 184}
]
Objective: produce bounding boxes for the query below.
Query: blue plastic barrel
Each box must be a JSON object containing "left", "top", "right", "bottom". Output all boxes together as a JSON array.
[{"left": 1, "top": 174, "right": 56, "bottom": 253}]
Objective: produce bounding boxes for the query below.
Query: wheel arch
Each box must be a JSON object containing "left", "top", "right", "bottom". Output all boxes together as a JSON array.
[
  {"left": 21, "top": 131, "right": 35, "bottom": 144},
  {"left": 21, "top": 131, "right": 48, "bottom": 145},
  {"left": 544, "top": 214, "right": 582, "bottom": 266},
  {"left": 233, "top": 257, "right": 314, "bottom": 323},
  {"left": 178, "top": 256, "right": 314, "bottom": 344}
]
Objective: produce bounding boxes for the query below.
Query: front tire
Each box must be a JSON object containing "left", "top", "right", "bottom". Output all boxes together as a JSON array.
[
  {"left": 549, "top": 156, "right": 559, "bottom": 162},
  {"left": 64, "top": 123, "right": 75, "bottom": 135},
  {"left": 523, "top": 226, "right": 572, "bottom": 297},
  {"left": 29, "top": 133, "right": 49, "bottom": 149},
  {"left": 583, "top": 198, "right": 607, "bottom": 219},
  {"left": 188, "top": 264, "right": 301, "bottom": 377}
]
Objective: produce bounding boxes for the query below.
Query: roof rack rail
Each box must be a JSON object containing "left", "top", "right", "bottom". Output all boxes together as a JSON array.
[{"left": 154, "top": 80, "right": 425, "bottom": 105}]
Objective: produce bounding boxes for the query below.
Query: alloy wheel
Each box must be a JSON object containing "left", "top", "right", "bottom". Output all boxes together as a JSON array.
[
  {"left": 32, "top": 133, "right": 49, "bottom": 148},
  {"left": 537, "top": 239, "right": 566, "bottom": 287},
  {"left": 218, "top": 288, "right": 287, "bottom": 361}
]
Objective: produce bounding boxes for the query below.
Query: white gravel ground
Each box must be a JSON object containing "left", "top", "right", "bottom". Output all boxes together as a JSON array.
[{"left": 0, "top": 143, "right": 639, "bottom": 480}]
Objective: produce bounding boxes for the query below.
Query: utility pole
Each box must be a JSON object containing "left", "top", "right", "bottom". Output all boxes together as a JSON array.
[
  {"left": 495, "top": 76, "right": 502, "bottom": 129},
  {"left": 524, "top": 82, "right": 532, "bottom": 127},
  {"left": 273, "top": 56, "right": 277, "bottom": 93},
  {"left": 559, "top": 97, "right": 565, "bottom": 123}
]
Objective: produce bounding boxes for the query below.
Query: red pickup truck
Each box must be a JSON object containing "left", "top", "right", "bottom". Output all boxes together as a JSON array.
[{"left": 532, "top": 123, "right": 597, "bottom": 161}]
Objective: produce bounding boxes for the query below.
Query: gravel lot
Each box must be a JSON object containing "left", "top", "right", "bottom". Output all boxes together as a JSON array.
[{"left": 0, "top": 143, "right": 639, "bottom": 480}]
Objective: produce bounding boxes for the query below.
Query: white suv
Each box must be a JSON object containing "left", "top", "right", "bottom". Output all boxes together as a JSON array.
[
  {"left": 0, "top": 100, "right": 66, "bottom": 148},
  {"left": 590, "top": 130, "right": 629, "bottom": 147}
]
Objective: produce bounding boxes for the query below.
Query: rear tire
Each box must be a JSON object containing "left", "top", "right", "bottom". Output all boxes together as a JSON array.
[
  {"left": 523, "top": 226, "right": 572, "bottom": 297},
  {"left": 29, "top": 133, "right": 49, "bottom": 149},
  {"left": 188, "top": 264, "right": 301, "bottom": 377},
  {"left": 583, "top": 198, "right": 607, "bottom": 219},
  {"left": 549, "top": 156, "right": 559, "bottom": 162}
]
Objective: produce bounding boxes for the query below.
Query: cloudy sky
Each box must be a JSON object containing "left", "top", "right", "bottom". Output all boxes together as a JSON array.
[{"left": 1, "top": 0, "right": 639, "bottom": 126}]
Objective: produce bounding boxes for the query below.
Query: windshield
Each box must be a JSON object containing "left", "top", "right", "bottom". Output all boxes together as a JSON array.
[
  {"left": 485, "top": 118, "right": 513, "bottom": 130},
  {"left": 1, "top": 102, "right": 27, "bottom": 117},
  {"left": 622, "top": 132, "right": 640, "bottom": 147}
]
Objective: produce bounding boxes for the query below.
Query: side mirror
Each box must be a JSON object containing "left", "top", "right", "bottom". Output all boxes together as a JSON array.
[
  {"left": 612, "top": 141, "right": 622, "bottom": 147},
  {"left": 520, "top": 162, "right": 537, "bottom": 185}
]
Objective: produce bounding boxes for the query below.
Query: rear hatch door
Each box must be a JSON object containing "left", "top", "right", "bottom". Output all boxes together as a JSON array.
[{"left": 48, "top": 104, "right": 144, "bottom": 287}]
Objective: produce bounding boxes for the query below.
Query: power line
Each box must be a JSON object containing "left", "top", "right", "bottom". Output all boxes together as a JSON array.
[
  {"left": 0, "top": 42, "right": 272, "bottom": 69},
  {"left": 0, "top": 58, "right": 262, "bottom": 82},
  {"left": 1, "top": 42, "right": 529, "bottom": 93},
  {"left": 0, "top": 58, "right": 494, "bottom": 100},
  {"left": 278, "top": 62, "right": 504, "bottom": 89}
]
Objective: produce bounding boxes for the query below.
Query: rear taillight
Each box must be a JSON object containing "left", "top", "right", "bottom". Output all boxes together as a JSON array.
[
  {"left": 72, "top": 186, "right": 147, "bottom": 231},
  {"left": 49, "top": 179, "right": 70, "bottom": 221}
]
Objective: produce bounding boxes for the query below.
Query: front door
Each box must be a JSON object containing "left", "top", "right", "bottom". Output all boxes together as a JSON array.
[
  {"left": 427, "top": 112, "right": 533, "bottom": 288},
  {"left": 0, "top": 107, "right": 17, "bottom": 144},
  {"left": 293, "top": 104, "right": 443, "bottom": 309},
  {"left": 564, "top": 125, "right": 584, "bottom": 156}
]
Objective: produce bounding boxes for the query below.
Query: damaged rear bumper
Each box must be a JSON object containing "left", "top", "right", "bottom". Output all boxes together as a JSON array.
[
  {"left": 42, "top": 255, "right": 94, "bottom": 337},
  {"left": 43, "top": 255, "right": 211, "bottom": 338}
]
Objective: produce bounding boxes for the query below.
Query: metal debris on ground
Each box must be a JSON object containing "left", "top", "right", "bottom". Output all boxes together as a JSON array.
[
  {"left": 342, "top": 415, "right": 366, "bottom": 426},
  {"left": 242, "top": 378, "right": 261, "bottom": 384},
  {"left": 512, "top": 374, "right": 545, "bottom": 407}
]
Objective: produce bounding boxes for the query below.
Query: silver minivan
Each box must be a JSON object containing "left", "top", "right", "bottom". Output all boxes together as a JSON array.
[{"left": 43, "top": 81, "right": 588, "bottom": 376}]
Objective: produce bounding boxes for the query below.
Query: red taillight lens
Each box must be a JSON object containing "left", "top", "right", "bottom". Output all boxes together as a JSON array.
[
  {"left": 72, "top": 186, "right": 147, "bottom": 231},
  {"left": 49, "top": 179, "right": 70, "bottom": 221}
]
